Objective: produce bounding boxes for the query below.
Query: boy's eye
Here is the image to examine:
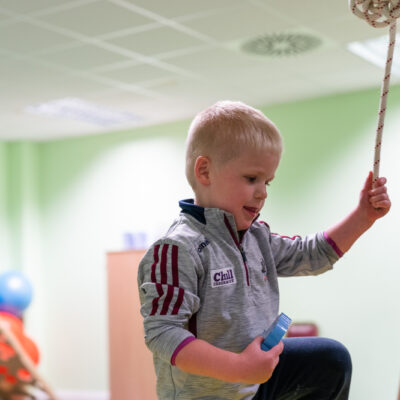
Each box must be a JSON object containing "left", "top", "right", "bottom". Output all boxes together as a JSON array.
[{"left": 245, "top": 176, "right": 272, "bottom": 185}]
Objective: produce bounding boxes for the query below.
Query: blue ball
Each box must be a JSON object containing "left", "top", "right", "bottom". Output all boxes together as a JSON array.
[{"left": 0, "top": 270, "right": 33, "bottom": 316}]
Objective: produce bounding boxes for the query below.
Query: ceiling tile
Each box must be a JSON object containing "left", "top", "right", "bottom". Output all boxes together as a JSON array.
[
  {"left": 84, "top": 87, "right": 151, "bottom": 104},
  {"left": 83, "top": 89, "right": 170, "bottom": 120},
  {"left": 308, "top": 60, "right": 388, "bottom": 92},
  {"left": 180, "top": 4, "right": 296, "bottom": 42},
  {"left": 0, "top": 21, "right": 71, "bottom": 54},
  {"left": 0, "top": 0, "right": 397, "bottom": 140},
  {"left": 212, "top": 60, "right": 297, "bottom": 91},
  {"left": 117, "top": 0, "right": 240, "bottom": 19},
  {"left": 97, "top": 63, "right": 180, "bottom": 85},
  {"left": 164, "top": 46, "right": 264, "bottom": 74},
  {"left": 151, "top": 76, "right": 246, "bottom": 106},
  {"left": 258, "top": 0, "right": 349, "bottom": 23},
  {"left": 251, "top": 78, "right": 324, "bottom": 107},
  {"left": 39, "top": 43, "right": 131, "bottom": 70},
  {"left": 3, "top": 75, "right": 110, "bottom": 108},
  {"left": 0, "top": 0, "right": 70, "bottom": 14},
  {"left": 284, "top": 46, "right": 363, "bottom": 76},
  {"left": 37, "top": 0, "right": 154, "bottom": 37},
  {"left": 89, "top": 59, "right": 142, "bottom": 73},
  {"left": 0, "top": 112, "right": 106, "bottom": 141},
  {"left": 0, "top": 57, "right": 114, "bottom": 112},
  {"left": 88, "top": 78, "right": 253, "bottom": 126},
  {"left": 311, "top": 14, "right": 389, "bottom": 44},
  {"left": 0, "top": 57, "right": 61, "bottom": 87},
  {"left": 106, "top": 25, "right": 206, "bottom": 57},
  {"left": 0, "top": 9, "right": 11, "bottom": 22}
]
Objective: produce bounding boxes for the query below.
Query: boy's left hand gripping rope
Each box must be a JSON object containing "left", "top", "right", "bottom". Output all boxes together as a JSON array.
[{"left": 349, "top": 0, "right": 400, "bottom": 182}]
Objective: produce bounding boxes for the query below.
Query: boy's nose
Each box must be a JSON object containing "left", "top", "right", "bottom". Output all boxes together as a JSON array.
[{"left": 255, "top": 186, "right": 267, "bottom": 200}]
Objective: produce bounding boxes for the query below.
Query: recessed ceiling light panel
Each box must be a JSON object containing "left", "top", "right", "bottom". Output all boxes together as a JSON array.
[
  {"left": 25, "top": 98, "right": 142, "bottom": 127},
  {"left": 347, "top": 34, "right": 400, "bottom": 77}
]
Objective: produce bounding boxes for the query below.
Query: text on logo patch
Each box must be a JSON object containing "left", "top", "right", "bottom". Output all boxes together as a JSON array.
[{"left": 211, "top": 267, "right": 236, "bottom": 288}]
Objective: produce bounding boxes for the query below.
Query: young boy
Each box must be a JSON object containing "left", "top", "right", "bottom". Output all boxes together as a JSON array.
[{"left": 138, "top": 101, "right": 391, "bottom": 399}]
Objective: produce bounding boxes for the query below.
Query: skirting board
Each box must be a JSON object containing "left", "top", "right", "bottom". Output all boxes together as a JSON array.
[{"left": 35, "top": 390, "right": 109, "bottom": 400}]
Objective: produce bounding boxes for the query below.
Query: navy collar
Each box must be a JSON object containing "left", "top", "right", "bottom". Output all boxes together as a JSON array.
[
  {"left": 179, "top": 199, "right": 206, "bottom": 224},
  {"left": 179, "top": 199, "right": 260, "bottom": 229},
  {"left": 179, "top": 199, "right": 259, "bottom": 246}
]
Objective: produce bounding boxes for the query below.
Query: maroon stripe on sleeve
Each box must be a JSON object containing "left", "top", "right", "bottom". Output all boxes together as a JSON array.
[
  {"left": 172, "top": 287, "right": 185, "bottom": 315},
  {"left": 273, "top": 234, "right": 301, "bottom": 240},
  {"left": 323, "top": 231, "right": 344, "bottom": 257},
  {"left": 170, "top": 337, "right": 196, "bottom": 366},
  {"left": 151, "top": 244, "right": 160, "bottom": 283},
  {"left": 160, "top": 244, "right": 169, "bottom": 284},
  {"left": 150, "top": 283, "right": 164, "bottom": 315},
  {"left": 171, "top": 245, "right": 179, "bottom": 287},
  {"left": 161, "top": 284, "right": 174, "bottom": 315}
]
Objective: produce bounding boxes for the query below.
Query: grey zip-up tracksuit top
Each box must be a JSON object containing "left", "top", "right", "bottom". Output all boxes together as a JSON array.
[{"left": 138, "top": 199, "right": 341, "bottom": 400}]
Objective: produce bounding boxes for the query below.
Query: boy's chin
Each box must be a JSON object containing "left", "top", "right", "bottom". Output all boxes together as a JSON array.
[{"left": 236, "top": 222, "right": 252, "bottom": 231}]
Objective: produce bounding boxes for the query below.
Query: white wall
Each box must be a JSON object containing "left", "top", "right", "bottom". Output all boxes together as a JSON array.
[{"left": 39, "top": 137, "right": 192, "bottom": 390}]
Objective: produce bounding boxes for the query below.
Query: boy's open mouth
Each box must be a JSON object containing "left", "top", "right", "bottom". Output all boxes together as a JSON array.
[{"left": 243, "top": 206, "right": 258, "bottom": 215}]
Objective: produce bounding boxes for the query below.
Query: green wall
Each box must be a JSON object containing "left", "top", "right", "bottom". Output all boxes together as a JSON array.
[
  {"left": 261, "top": 87, "right": 393, "bottom": 203},
  {"left": 2, "top": 85, "right": 400, "bottom": 398},
  {"left": 0, "top": 142, "right": 10, "bottom": 271}
]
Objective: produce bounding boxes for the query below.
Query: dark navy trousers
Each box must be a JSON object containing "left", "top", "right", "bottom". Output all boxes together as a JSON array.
[{"left": 253, "top": 337, "right": 352, "bottom": 400}]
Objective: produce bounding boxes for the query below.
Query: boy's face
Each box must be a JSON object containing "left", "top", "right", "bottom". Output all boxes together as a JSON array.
[{"left": 198, "top": 148, "right": 280, "bottom": 231}]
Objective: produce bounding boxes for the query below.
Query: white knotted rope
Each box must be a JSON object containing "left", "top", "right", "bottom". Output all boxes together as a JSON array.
[{"left": 350, "top": 0, "right": 400, "bottom": 181}]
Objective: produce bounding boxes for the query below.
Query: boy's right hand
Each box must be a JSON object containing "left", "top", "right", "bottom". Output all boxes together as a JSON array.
[{"left": 238, "top": 336, "right": 284, "bottom": 384}]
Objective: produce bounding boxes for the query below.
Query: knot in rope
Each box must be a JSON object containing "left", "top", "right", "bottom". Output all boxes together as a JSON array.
[{"left": 350, "top": 0, "right": 400, "bottom": 27}]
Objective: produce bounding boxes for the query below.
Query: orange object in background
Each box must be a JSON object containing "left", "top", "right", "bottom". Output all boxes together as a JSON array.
[
  {"left": 0, "top": 311, "right": 40, "bottom": 364},
  {"left": 287, "top": 323, "right": 319, "bottom": 337},
  {"left": 0, "top": 312, "right": 24, "bottom": 342},
  {"left": 0, "top": 342, "right": 15, "bottom": 362},
  {"left": 21, "top": 335, "right": 40, "bottom": 365},
  {"left": 0, "top": 323, "right": 40, "bottom": 387}
]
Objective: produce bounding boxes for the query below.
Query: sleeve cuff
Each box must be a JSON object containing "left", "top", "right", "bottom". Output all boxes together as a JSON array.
[
  {"left": 170, "top": 336, "right": 197, "bottom": 366},
  {"left": 323, "top": 231, "right": 344, "bottom": 258}
]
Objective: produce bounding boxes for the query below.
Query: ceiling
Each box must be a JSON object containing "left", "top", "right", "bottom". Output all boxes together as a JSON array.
[{"left": 1, "top": 0, "right": 399, "bottom": 141}]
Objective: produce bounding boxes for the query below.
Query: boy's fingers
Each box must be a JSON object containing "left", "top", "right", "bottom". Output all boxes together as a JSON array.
[
  {"left": 269, "top": 341, "right": 284, "bottom": 356},
  {"left": 363, "top": 171, "right": 373, "bottom": 192},
  {"left": 372, "top": 176, "right": 387, "bottom": 190},
  {"left": 368, "top": 178, "right": 388, "bottom": 202},
  {"left": 255, "top": 337, "right": 284, "bottom": 356},
  {"left": 268, "top": 342, "right": 284, "bottom": 370},
  {"left": 363, "top": 173, "right": 388, "bottom": 193},
  {"left": 376, "top": 177, "right": 387, "bottom": 186},
  {"left": 373, "top": 200, "right": 391, "bottom": 209},
  {"left": 369, "top": 185, "right": 387, "bottom": 196},
  {"left": 371, "top": 193, "right": 388, "bottom": 202}
]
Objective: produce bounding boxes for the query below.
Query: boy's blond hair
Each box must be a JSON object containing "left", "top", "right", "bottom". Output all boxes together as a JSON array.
[{"left": 185, "top": 100, "right": 283, "bottom": 190}]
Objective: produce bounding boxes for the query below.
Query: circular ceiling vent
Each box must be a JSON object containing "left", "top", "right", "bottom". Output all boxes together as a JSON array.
[{"left": 241, "top": 33, "right": 321, "bottom": 56}]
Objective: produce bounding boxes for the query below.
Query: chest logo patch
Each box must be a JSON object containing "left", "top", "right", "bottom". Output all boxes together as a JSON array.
[{"left": 211, "top": 267, "right": 237, "bottom": 288}]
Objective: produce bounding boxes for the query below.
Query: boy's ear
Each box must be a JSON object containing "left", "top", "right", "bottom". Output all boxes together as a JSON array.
[{"left": 194, "top": 156, "right": 211, "bottom": 185}]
